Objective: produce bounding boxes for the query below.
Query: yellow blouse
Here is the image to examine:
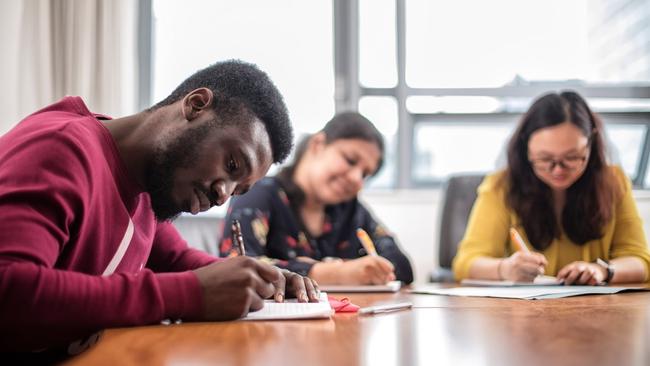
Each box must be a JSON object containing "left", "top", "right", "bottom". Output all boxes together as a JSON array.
[{"left": 452, "top": 166, "right": 650, "bottom": 281}]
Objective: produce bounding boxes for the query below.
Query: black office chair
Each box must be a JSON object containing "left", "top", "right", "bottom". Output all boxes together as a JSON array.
[{"left": 429, "top": 173, "right": 486, "bottom": 282}]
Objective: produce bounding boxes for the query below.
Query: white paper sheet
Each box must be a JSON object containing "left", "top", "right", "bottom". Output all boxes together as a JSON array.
[
  {"left": 242, "top": 292, "right": 333, "bottom": 320},
  {"left": 410, "top": 285, "right": 648, "bottom": 300},
  {"left": 460, "top": 275, "right": 564, "bottom": 287}
]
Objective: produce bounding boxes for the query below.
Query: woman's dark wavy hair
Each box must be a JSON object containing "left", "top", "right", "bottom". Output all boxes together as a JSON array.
[
  {"left": 277, "top": 112, "right": 385, "bottom": 208},
  {"left": 503, "top": 90, "right": 618, "bottom": 250}
]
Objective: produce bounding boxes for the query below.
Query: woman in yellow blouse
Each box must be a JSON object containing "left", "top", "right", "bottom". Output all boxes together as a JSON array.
[{"left": 453, "top": 91, "right": 650, "bottom": 285}]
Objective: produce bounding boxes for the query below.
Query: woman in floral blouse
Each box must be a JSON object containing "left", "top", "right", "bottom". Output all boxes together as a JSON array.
[{"left": 219, "top": 112, "right": 413, "bottom": 284}]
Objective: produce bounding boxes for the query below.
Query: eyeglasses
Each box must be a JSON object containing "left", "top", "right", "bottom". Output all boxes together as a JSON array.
[{"left": 528, "top": 155, "right": 588, "bottom": 172}]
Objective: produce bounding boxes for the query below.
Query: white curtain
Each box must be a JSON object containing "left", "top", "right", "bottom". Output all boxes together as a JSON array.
[{"left": 0, "top": 0, "right": 139, "bottom": 134}]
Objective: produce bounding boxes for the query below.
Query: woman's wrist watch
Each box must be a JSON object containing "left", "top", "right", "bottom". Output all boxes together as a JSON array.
[{"left": 596, "top": 258, "right": 615, "bottom": 284}]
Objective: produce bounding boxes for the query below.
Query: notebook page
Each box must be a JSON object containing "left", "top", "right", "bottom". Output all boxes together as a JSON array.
[{"left": 242, "top": 292, "right": 333, "bottom": 320}]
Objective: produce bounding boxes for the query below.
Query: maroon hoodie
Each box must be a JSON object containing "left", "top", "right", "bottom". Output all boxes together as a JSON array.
[{"left": 0, "top": 97, "right": 219, "bottom": 353}]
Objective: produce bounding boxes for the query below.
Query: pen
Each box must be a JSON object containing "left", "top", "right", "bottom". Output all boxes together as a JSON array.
[
  {"left": 510, "top": 227, "right": 549, "bottom": 278},
  {"left": 232, "top": 219, "right": 246, "bottom": 256},
  {"left": 356, "top": 228, "right": 377, "bottom": 256},
  {"left": 358, "top": 302, "right": 413, "bottom": 315},
  {"left": 509, "top": 227, "right": 531, "bottom": 253}
]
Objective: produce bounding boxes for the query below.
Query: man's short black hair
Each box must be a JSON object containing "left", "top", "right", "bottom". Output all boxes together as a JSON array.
[{"left": 151, "top": 59, "right": 293, "bottom": 163}]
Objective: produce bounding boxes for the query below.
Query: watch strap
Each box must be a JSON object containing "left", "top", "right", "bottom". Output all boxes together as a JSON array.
[{"left": 596, "top": 258, "right": 614, "bottom": 283}]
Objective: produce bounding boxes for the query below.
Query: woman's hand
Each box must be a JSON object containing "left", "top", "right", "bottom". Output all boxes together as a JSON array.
[
  {"left": 309, "top": 256, "right": 396, "bottom": 285},
  {"left": 500, "top": 251, "right": 548, "bottom": 282},
  {"left": 557, "top": 261, "right": 607, "bottom": 285},
  {"left": 341, "top": 256, "right": 396, "bottom": 285}
]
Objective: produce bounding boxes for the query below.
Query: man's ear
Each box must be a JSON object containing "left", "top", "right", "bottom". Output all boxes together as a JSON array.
[{"left": 181, "top": 88, "right": 214, "bottom": 121}]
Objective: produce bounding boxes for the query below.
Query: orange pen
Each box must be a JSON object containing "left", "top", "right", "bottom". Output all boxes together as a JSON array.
[
  {"left": 356, "top": 228, "right": 377, "bottom": 256},
  {"left": 509, "top": 227, "right": 531, "bottom": 253}
]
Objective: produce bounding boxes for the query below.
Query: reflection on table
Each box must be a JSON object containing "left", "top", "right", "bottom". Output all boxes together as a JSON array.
[{"left": 64, "top": 287, "right": 650, "bottom": 366}]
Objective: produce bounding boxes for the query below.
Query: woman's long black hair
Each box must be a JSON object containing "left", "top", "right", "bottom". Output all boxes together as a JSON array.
[{"left": 503, "top": 91, "right": 618, "bottom": 250}]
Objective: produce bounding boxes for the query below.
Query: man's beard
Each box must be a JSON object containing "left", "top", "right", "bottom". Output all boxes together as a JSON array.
[
  {"left": 144, "top": 123, "right": 212, "bottom": 222},
  {"left": 144, "top": 154, "right": 183, "bottom": 222}
]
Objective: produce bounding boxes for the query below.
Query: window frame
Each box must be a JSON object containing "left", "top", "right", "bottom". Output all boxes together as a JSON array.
[
  {"left": 334, "top": 0, "right": 650, "bottom": 188},
  {"left": 141, "top": 0, "right": 650, "bottom": 188}
]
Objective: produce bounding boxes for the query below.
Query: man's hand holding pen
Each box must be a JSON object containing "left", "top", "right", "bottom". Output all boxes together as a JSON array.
[
  {"left": 191, "top": 219, "right": 320, "bottom": 321},
  {"left": 193, "top": 257, "right": 320, "bottom": 321}
]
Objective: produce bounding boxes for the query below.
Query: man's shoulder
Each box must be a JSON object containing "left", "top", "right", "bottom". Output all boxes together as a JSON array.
[
  {"left": 0, "top": 98, "right": 117, "bottom": 187},
  {"left": 6, "top": 97, "right": 107, "bottom": 146}
]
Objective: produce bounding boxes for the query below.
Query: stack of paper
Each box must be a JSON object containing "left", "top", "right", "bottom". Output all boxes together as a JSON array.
[
  {"left": 460, "top": 275, "right": 563, "bottom": 287},
  {"left": 318, "top": 280, "right": 402, "bottom": 293},
  {"left": 242, "top": 292, "right": 333, "bottom": 320},
  {"left": 410, "top": 285, "right": 649, "bottom": 300}
]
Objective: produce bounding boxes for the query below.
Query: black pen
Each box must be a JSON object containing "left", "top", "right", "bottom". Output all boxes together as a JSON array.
[{"left": 232, "top": 219, "right": 246, "bottom": 256}]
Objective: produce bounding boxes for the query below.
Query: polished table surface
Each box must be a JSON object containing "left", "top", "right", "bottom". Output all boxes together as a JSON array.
[{"left": 64, "top": 286, "right": 650, "bottom": 366}]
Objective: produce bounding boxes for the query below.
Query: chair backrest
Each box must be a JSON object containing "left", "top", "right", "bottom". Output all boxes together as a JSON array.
[{"left": 437, "top": 174, "right": 486, "bottom": 269}]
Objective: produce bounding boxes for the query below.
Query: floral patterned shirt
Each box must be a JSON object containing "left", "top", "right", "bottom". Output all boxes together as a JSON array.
[{"left": 218, "top": 176, "right": 413, "bottom": 283}]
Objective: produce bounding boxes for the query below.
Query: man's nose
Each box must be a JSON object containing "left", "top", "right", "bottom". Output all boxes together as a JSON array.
[{"left": 211, "top": 181, "right": 237, "bottom": 206}]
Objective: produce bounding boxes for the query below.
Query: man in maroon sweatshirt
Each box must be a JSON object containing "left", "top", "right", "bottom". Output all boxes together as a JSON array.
[{"left": 0, "top": 60, "right": 319, "bottom": 358}]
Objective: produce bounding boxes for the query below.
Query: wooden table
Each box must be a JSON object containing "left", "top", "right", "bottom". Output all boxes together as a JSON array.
[{"left": 64, "top": 288, "right": 650, "bottom": 366}]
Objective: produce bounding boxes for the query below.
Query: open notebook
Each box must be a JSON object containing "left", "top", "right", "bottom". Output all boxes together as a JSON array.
[
  {"left": 318, "top": 280, "right": 402, "bottom": 293},
  {"left": 461, "top": 275, "right": 564, "bottom": 287},
  {"left": 242, "top": 292, "right": 333, "bottom": 320}
]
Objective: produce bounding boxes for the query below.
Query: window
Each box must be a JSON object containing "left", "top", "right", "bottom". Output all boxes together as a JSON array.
[
  {"left": 347, "top": 0, "right": 650, "bottom": 188},
  {"left": 359, "top": 96, "right": 398, "bottom": 188},
  {"left": 405, "top": 0, "right": 594, "bottom": 88},
  {"left": 149, "top": 0, "right": 650, "bottom": 188},
  {"left": 405, "top": 0, "right": 650, "bottom": 87},
  {"left": 359, "top": 0, "right": 396, "bottom": 88},
  {"left": 152, "top": 0, "right": 335, "bottom": 138},
  {"left": 412, "top": 116, "right": 517, "bottom": 183},
  {"left": 606, "top": 124, "right": 647, "bottom": 179}
]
